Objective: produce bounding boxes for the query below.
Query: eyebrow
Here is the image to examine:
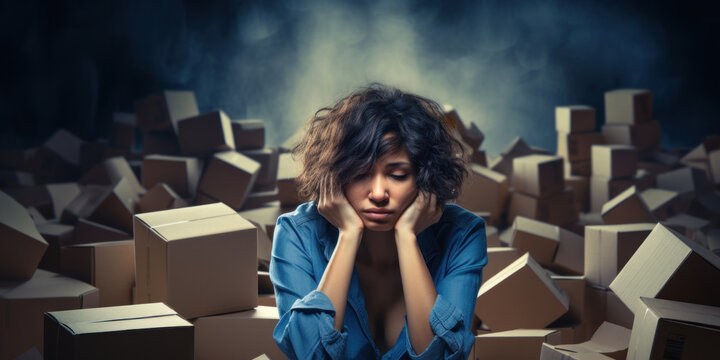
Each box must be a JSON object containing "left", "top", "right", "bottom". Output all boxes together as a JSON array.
[{"left": 385, "top": 161, "right": 411, "bottom": 168}]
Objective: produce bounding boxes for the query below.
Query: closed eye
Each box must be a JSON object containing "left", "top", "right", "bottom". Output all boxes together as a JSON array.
[{"left": 390, "top": 174, "right": 409, "bottom": 181}]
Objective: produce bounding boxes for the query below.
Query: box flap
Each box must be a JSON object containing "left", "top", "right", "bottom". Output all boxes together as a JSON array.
[
  {"left": 134, "top": 202, "right": 235, "bottom": 228},
  {"left": 47, "top": 302, "right": 190, "bottom": 335},
  {"left": 0, "top": 191, "right": 46, "bottom": 244},
  {"left": 639, "top": 297, "right": 720, "bottom": 329},
  {"left": 153, "top": 212, "right": 254, "bottom": 242}
]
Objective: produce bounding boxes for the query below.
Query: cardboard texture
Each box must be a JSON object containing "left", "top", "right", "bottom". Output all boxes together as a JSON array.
[
  {"left": 177, "top": 110, "right": 235, "bottom": 155},
  {"left": 142, "top": 130, "right": 181, "bottom": 155},
  {"left": 475, "top": 253, "right": 569, "bottom": 331},
  {"left": 489, "top": 137, "right": 534, "bottom": 177},
  {"left": 558, "top": 132, "right": 605, "bottom": 162},
  {"left": 605, "top": 290, "right": 634, "bottom": 329},
  {"left": 110, "top": 112, "right": 138, "bottom": 149},
  {"left": 609, "top": 223, "right": 720, "bottom": 315},
  {"left": 246, "top": 218, "right": 273, "bottom": 269},
  {"left": 512, "top": 155, "right": 565, "bottom": 197},
  {"left": 680, "top": 136, "right": 720, "bottom": 163},
  {"left": 565, "top": 159, "right": 591, "bottom": 177},
  {"left": 457, "top": 164, "right": 509, "bottom": 226},
  {"left": 482, "top": 247, "right": 522, "bottom": 284},
  {"left": 0, "top": 269, "right": 98, "bottom": 360},
  {"left": 601, "top": 186, "right": 657, "bottom": 225},
  {"left": 486, "top": 226, "right": 500, "bottom": 247},
  {"left": 584, "top": 223, "right": 655, "bottom": 287},
  {"left": 508, "top": 188, "right": 577, "bottom": 226},
  {"left": 231, "top": 119, "right": 265, "bottom": 150},
  {"left": 133, "top": 203, "right": 257, "bottom": 319},
  {"left": 44, "top": 302, "right": 193, "bottom": 360},
  {"left": 639, "top": 188, "right": 680, "bottom": 220},
  {"left": 194, "top": 306, "right": 285, "bottom": 360},
  {"left": 541, "top": 322, "right": 631, "bottom": 360},
  {"left": 141, "top": 154, "right": 202, "bottom": 198},
  {"left": 242, "top": 187, "right": 280, "bottom": 210},
  {"left": 36, "top": 223, "right": 74, "bottom": 272},
  {"left": 628, "top": 297, "right": 720, "bottom": 360},
  {"left": 60, "top": 179, "right": 138, "bottom": 233},
  {"left": 602, "top": 120, "right": 662, "bottom": 153},
  {"left": 73, "top": 218, "right": 130, "bottom": 246},
  {"left": 79, "top": 156, "right": 145, "bottom": 196},
  {"left": 509, "top": 216, "right": 559, "bottom": 267},
  {"left": 473, "top": 329, "right": 561, "bottom": 360},
  {"left": 604, "top": 89, "right": 653, "bottom": 125},
  {"left": 552, "top": 228, "right": 585, "bottom": 275},
  {"left": 662, "top": 213, "right": 710, "bottom": 247},
  {"left": 277, "top": 152, "right": 303, "bottom": 206},
  {"left": 0, "top": 191, "right": 48, "bottom": 279},
  {"left": 197, "top": 150, "right": 260, "bottom": 210},
  {"left": 46, "top": 183, "right": 82, "bottom": 219},
  {"left": 242, "top": 147, "right": 279, "bottom": 187},
  {"left": 591, "top": 145, "right": 638, "bottom": 179},
  {"left": 136, "top": 183, "right": 188, "bottom": 213},
  {"left": 656, "top": 166, "right": 712, "bottom": 204},
  {"left": 547, "top": 276, "right": 595, "bottom": 343},
  {"left": 258, "top": 294, "right": 276, "bottom": 307},
  {"left": 443, "top": 104, "right": 485, "bottom": 149},
  {"left": 28, "top": 130, "right": 82, "bottom": 183},
  {"left": 566, "top": 175, "right": 590, "bottom": 212},
  {"left": 60, "top": 240, "right": 135, "bottom": 307},
  {"left": 238, "top": 201, "right": 292, "bottom": 241},
  {"left": 589, "top": 174, "right": 641, "bottom": 213},
  {"left": 4, "top": 186, "right": 53, "bottom": 218},
  {"left": 555, "top": 105, "right": 596, "bottom": 133},
  {"left": 134, "top": 90, "right": 199, "bottom": 132}
]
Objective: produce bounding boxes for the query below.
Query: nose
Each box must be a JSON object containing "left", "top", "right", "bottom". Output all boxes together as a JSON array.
[{"left": 369, "top": 174, "right": 389, "bottom": 204}]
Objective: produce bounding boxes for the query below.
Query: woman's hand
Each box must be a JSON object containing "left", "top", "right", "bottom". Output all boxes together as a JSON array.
[
  {"left": 317, "top": 179, "right": 364, "bottom": 237},
  {"left": 394, "top": 191, "right": 443, "bottom": 236}
]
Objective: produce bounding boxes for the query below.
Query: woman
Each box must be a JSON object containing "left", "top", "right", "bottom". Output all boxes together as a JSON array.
[{"left": 270, "top": 84, "right": 488, "bottom": 359}]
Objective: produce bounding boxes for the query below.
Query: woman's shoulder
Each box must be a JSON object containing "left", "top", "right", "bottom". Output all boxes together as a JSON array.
[
  {"left": 276, "top": 201, "right": 332, "bottom": 238},
  {"left": 438, "top": 203, "right": 486, "bottom": 231}
]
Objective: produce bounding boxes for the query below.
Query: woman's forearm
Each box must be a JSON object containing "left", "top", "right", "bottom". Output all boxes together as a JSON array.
[
  {"left": 316, "top": 230, "right": 362, "bottom": 330},
  {"left": 396, "top": 231, "right": 437, "bottom": 354}
]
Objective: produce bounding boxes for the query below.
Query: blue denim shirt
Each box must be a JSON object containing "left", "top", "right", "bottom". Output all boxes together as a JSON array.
[{"left": 270, "top": 202, "right": 488, "bottom": 359}]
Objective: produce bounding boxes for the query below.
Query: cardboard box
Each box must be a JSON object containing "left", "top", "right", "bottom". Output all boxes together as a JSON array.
[
  {"left": 0, "top": 270, "right": 98, "bottom": 360},
  {"left": 473, "top": 329, "right": 561, "bottom": 360},
  {"left": 602, "top": 121, "right": 662, "bottom": 152},
  {"left": 36, "top": 223, "right": 74, "bottom": 272},
  {"left": 604, "top": 89, "right": 653, "bottom": 125},
  {"left": 609, "top": 223, "right": 720, "bottom": 314},
  {"left": 552, "top": 228, "right": 585, "bottom": 275},
  {"left": 242, "top": 147, "right": 279, "bottom": 188},
  {"left": 133, "top": 203, "right": 257, "bottom": 319},
  {"left": 79, "top": 156, "right": 145, "bottom": 196},
  {"left": 601, "top": 186, "right": 656, "bottom": 225},
  {"left": 242, "top": 187, "right": 280, "bottom": 210},
  {"left": 134, "top": 90, "right": 199, "bottom": 132},
  {"left": 486, "top": 225, "right": 500, "bottom": 247},
  {"left": 639, "top": 188, "right": 680, "bottom": 220},
  {"left": 589, "top": 174, "right": 641, "bottom": 212},
  {"left": 628, "top": 297, "right": 720, "bottom": 360},
  {"left": 194, "top": 306, "right": 284, "bottom": 360},
  {"left": 231, "top": 119, "right": 265, "bottom": 150},
  {"left": 258, "top": 294, "right": 276, "bottom": 307},
  {"left": 28, "top": 130, "right": 82, "bottom": 183},
  {"left": 708, "top": 148, "right": 720, "bottom": 185},
  {"left": 508, "top": 188, "right": 577, "bottom": 226},
  {"left": 548, "top": 276, "right": 594, "bottom": 342},
  {"left": 46, "top": 183, "right": 82, "bottom": 220},
  {"left": 443, "top": 104, "right": 485, "bottom": 149},
  {"left": 555, "top": 105, "right": 596, "bottom": 133},
  {"left": 591, "top": 145, "right": 638, "bottom": 179},
  {"left": 60, "top": 240, "right": 135, "bottom": 307},
  {"left": 679, "top": 135, "right": 720, "bottom": 163},
  {"left": 605, "top": 290, "right": 634, "bottom": 329},
  {"left": 662, "top": 213, "right": 710, "bottom": 247},
  {"left": 584, "top": 223, "right": 655, "bottom": 287},
  {"left": 475, "top": 253, "right": 569, "bottom": 331},
  {"left": 197, "top": 150, "right": 260, "bottom": 210},
  {"left": 558, "top": 132, "right": 605, "bottom": 162},
  {"left": 565, "top": 175, "right": 590, "bottom": 212},
  {"left": 483, "top": 247, "right": 522, "bottom": 284},
  {"left": 258, "top": 270, "right": 273, "bottom": 294},
  {"left": 137, "top": 183, "right": 188, "bottom": 213},
  {"left": 489, "top": 137, "right": 534, "bottom": 177},
  {"left": 141, "top": 154, "right": 202, "bottom": 198},
  {"left": 177, "top": 110, "right": 235, "bottom": 155},
  {"left": 142, "top": 130, "right": 181, "bottom": 155},
  {"left": 110, "top": 112, "right": 138, "bottom": 149},
  {"left": 70, "top": 179, "right": 139, "bottom": 233},
  {"left": 456, "top": 164, "right": 509, "bottom": 226},
  {"left": 44, "top": 302, "right": 193, "bottom": 360},
  {"left": 246, "top": 217, "right": 273, "bottom": 270},
  {"left": 688, "top": 191, "right": 720, "bottom": 227},
  {"left": 277, "top": 152, "right": 303, "bottom": 206},
  {"left": 0, "top": 170, "right": 34, "bottom": 188},
  {"left": 541, "top": 322, "right": 631, "bottom": 360},
  {"left": 0, "top": 191, "right": 48, "bottom": 280},
  {"left": 238, "top": 201, "right": 292, "bottom": 242},
  {"left": 4, "top": 185, "right": 53, "bottom": 218},
  {"left": 656, "top": 166, "right": 712, "bottom": 203},
  {"left": 73, "top": 218, "right": 130, "bottom": 246},
  {"left": 509, "top": 217, "right": 559, "bottom": 267},
  {"left": 512, "top": 155, "right": 565, "bottom": 197}
]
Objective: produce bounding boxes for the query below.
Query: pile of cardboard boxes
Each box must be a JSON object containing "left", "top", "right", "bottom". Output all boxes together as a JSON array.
[{"left": 1, "top": 88, "right": 719, "bottom": 359}]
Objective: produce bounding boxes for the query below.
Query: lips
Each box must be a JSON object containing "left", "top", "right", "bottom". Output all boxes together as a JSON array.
[{"left": 363, "top": 208, "right": 394, "bottom": 221}]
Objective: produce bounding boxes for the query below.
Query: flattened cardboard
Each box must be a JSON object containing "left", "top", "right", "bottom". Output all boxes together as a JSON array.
[
  {"left": 44, "top": 302, "right": 193, "bottom": 360},
  {"left": 134, "top": 90, "right": 199, "bottom": 133},
  {"left": 601, "top": 186, "right": 656, "bottom": 225},
  {"left": 604, "top": 89, "right": 653, "bottom": 125},
  {"left": 177, "top": 110, "right": 235, "bottom": 155},
  {"left": 584, "top": 223, "right": 655, "bottom": 287},
  {"left": 475, "top": 253, "right": 569, "bottom": 331},
  {"left": 231, "top": 119, "right": 265, "bottom": 150},
  {"left": 0, "top": 191, "right": 48, "bottom": 279},
  {"left": 194, "top": 306, "right": 284, "bottom": 360},
  {"left": 474, "top": 329, "right": 561, "bottom": 360},
  {"left": 457, "top": 164, "right": 509, "bottom": 226},
  {"left": 198, "top": 150, "right": 260, "bottom": 210},
  {"left": 512, "top": 155, "right": 565, "bottom": 197},
  {"left": 591, "top": 145, "right": 638, "bottom": 179},
  {"left": 0, "top": 269, "right": 98, "bottom": 360},
  {"left": 609, "top": 223, "right": 720, "bottom": 314},
  {"left": 555, "top": 105, "right": 596, "bottom": 133},
  {"left": 628, "top": 297, "right": 720, "bottom": 360}
]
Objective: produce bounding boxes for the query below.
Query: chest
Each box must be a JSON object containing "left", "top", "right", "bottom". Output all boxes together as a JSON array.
[{"left": 356, "top": 264, "right": 406, "bottom": 353}]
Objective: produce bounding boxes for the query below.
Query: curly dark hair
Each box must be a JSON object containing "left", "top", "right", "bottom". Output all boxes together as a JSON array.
[{"left": 293, "top": 83, "right": 467, "bottom": 206}]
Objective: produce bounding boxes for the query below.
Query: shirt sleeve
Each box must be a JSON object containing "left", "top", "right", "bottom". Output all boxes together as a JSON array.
[
  {"left": 269, "top": 216, "right": 348, "bottom": 360},
  {"left": 405, "top": 216, "right": 488, "bottom": 360}
]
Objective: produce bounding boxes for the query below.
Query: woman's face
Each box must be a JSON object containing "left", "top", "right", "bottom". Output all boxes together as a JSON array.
[{"left": 344, "top": 147, "right": 418, "bottom": 232}]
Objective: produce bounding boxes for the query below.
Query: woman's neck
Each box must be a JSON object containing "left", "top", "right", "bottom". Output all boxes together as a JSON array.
[{"left": 358, "top": 230, "right": 398, "bottom": 269}]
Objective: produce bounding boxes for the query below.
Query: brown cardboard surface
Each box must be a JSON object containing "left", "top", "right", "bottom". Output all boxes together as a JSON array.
[
  {"left": 142, "top": 130, "right": 181, "bottom": 155},
  {"left": 628, "top": 297, "right": 720, "bottom": 360},
  {"left": 231, "top": 119, "right": 265, "bottom": 150},
  {"left": 242, "top": 187, "right": 280, "bottom": 210},
  {"left": 87, "top": 178, "right": 139, "bottom": 232},
  {"left": 512, "top": 155, "right": 565, "bottom": 197},
  {"left": 566, "top": 175, "right": 590, "bottom": 212},
  {"left": 709, "top": 149, "right": 720, "bottom": 184},
  {"left": 28, "top": 130, "right": 83, "bottom": 183},
  {"left": 656, "top": 166, "right": 712, "bottom": 197},
  {"left": 457, "top": 164, "right": 509, "bottom": 226},
  {"left": 73, "top": 218, "right": 130, "bottom": 246},
  {"left": 589, "top": 175, "right": 638, "bottom": 212},
  {"left": 540, "top": 343, "right": 615, "bottom": 359},
  {"left": 604, "top": 89, "right": 653, "bottom": 125},
  {"left": 443, "top": 104, "right": 485, "bottom": 149},
  {"left": 482, "top": 247, "right": 522, "bottom": 284},
  {"left": 565, "top": 159, "right": 592, "bottom": 177},
  {"left": 277, "top": 152, "right": 303, "bottom": 206},
  {"left": 508, "top": 188, "right": 577, "bottom": 226},
  {"left": 558, "top": 132, "right": 605, "bottom": 162},
  {"left": 194, "top": 306, "right": 285, "bottom": 360},
  {"left": 602, "top": 121, "right": 662, "bottom": 153},
  {"left": 258, "top": 294, "right": 276, "bottom": 307},
  {"left": 238, "top": 201, "right": 292, "bottom": 241},
  {"left": 36, "top": 223, "right": 74, "bottom": 272},
  {"left": 601, "top": 186, "right": 657, "bottom": 225},
  {"left": 548, "top": 276, "right": 587, "bottom": 339},
  {"left": 60, "top": 240, "right": 135, "bottom": 306},
  {"left": 141, "top": 154, "right": 202, "bottom": 198},
  {"left": 609, "top": 223, "right": 720, "bottom": 315},
  {"left": 591, "top": 145, "right": 638, "bottom": 179},
  {"left": 555, "top": 105, "right": 596, "bottom": 133},
  {"left": 475, "top": 253, "right": 569, "bottom": 331},
  {"left": 45, "top": 183, "right": 82, "bottom": 220},
  {"left": 662, "top": 213, "right": 711, "bottom": 247},
  {"left": 79, "top": 156, "right": 145, "bottom": 197},
  {"left": 605, "top": 290, "right": 634, "bottom": 329},
  {"left": 509, "top": 216, "right": 559, "bottom": 267},
  {"left": 110, "top": 112, "right": 137, "bottom": 149},
  {"left": 137, "top": 183, "right": 188, "bottom": 214},
  {"left": 584, "top": 223, "right": 654, "bottom": 287},
  {"left": 486, "top": 225, "right": 500, "bottom": 247},
  {"left": 198, "top": 150, "right": 260, "bottom": 210},
  {"left": 544, "top": 322, "right": 631, "bottom": 360},
  {"left": 242, "top": 147, "right": 279, "bottom": 187},
  {"left": 44, "top": 302, "right": 193, "bottom": 360},
  {"left": 639, "top": 188, "right": 680, "bottom": 220},
  {"left": 0, "top": 191, "right": 48, "bottom": 280},
  {"left": 0, "top": 269, "right": 98, "bottom": 360},
  {"left": 473, "top": 329, "right": 561, "bottom": 360},
  {"left": 134, "top": 90, "right": 199, "bottom": 133},
  {"left": 488, "top": 137, "right": 533, "bottom": 177},
  {"left": 552, "top": 228, "right": 584, "bottom": 275},
  {"left": 133, "top": 203, "right": 257, "bottom": 319},
  {"left": 177, "top": 110, "right": 235, "bottom": 155},
  {"left": 60, "top": 184, "right": 110, "bottom": 225}
]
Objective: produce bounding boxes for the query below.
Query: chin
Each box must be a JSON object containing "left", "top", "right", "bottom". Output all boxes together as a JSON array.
[{"left": 363, "top": 220, "right": 396, "bottom": 232}]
